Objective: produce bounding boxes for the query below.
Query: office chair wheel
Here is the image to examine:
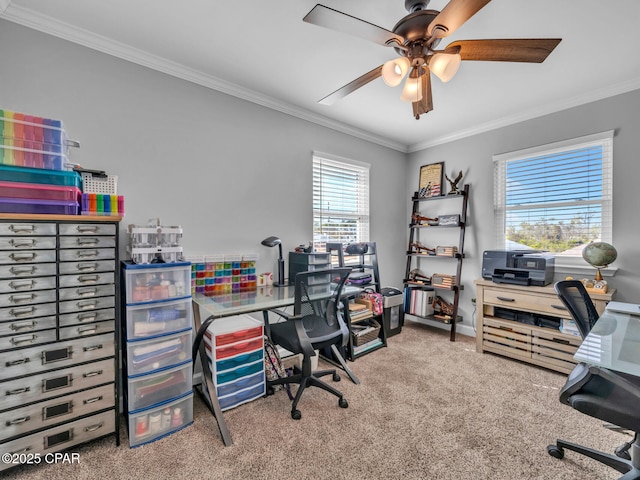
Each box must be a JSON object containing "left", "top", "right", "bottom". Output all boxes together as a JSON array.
[
  {"left": 339, "top": 397, "right": 348, "bottom": 409},
  {"left": 291, "top": 409, "right": 302, "bottom": 420},
  {"left": 547, "top": 445, "right": 564, "bottom": 459},
  {"left": 266, "top": 386, "right": 275, "bottom": 396},
  {"left": 332, "top": 373, "right": 341, "bottom": 382}
]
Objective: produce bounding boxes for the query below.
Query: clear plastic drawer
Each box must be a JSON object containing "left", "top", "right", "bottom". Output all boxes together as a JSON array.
[
  {"left": 127, "top": 361, "right": 192, "bottom": 412},
  {"left": 128, "top": 392, "right": 193, "bottom": 448},
  {"left": 126, "top": 297, "right": 192, "bottom": 339},
  {"left": 126, "top": 329, "right": 192, "bottom": 376},
  {"left": 219, "top": 382, "right": 265, "bottom": 411},
  {"left": 124, "top": 264, "right": 190, "bottom": 304}
]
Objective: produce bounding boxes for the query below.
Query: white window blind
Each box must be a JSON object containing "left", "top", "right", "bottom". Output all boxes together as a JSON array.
[
  {"left": 313, "top": 154, "right": 370, "bottom": 252},
  {"left": 493, "top": 131, "right": 613, "bottom": 257}
]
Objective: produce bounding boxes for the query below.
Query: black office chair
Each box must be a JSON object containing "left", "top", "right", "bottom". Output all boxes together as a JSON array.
[
  {"left": 266, "top": 267, "right": 352, "bottom": 420},
  {"left": 554, "top": 280, "right": 600, "bottom": 338},
  {"left": 548, "top": 280, "right": 640, "bottom": 475}
]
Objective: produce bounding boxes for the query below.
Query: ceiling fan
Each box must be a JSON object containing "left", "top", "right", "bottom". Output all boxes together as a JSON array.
[{"left": 304, "top": 0, "right": 561, "bottom": 119}]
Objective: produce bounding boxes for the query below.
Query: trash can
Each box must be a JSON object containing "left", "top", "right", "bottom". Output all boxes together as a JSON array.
[{"left": 381, "top": 287, "right": 404, "bottom": 337}]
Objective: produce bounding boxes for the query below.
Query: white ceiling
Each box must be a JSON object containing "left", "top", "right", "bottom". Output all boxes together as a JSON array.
[{"left": 3, "top": 0, "right": 640, "bottom": 152}]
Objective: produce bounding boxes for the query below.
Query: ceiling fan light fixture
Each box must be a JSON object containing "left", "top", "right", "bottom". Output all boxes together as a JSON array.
[
  {"left": 400, "top": 70, "right": 423, "bottom": 102},
  {"left": 381, "top": 57, "right": 411, "bottom": 87},
  {"left": 429, "top": 52, "right": 462, "bottom": 83}
]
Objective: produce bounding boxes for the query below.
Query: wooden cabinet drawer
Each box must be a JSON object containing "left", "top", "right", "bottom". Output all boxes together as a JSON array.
[{"left": 483, "top": 289, "right": 571, "bottom": 318}]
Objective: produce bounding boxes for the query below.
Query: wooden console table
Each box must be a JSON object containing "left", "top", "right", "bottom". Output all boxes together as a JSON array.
[{"left": 475, "top": 279, "right": 615, "bottom": 374}]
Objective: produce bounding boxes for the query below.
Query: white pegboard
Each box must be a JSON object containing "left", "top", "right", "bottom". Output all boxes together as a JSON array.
[{"left": 81, "top": 172, "right": 118, "bottom": 194}]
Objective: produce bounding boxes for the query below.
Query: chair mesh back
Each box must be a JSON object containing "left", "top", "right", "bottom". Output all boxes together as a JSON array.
[
  {"left": 554, "top": 280, "right": 600, "bottom": 338},
  {"left": 293, "top": 268, "right": 351, "bottom": 323}
]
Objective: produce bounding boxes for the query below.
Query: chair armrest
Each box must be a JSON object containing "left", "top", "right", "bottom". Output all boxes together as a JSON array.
[{"left": 590, "top": 365, "right": 640, "bottom": 399}]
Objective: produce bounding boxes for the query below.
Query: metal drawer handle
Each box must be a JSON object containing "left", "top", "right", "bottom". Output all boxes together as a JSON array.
[
  {"left": 84, "top": 395, "right": 103, "bottom": 404},
  {"left": 82, "top": 370, "right": 103, "bottom": 378},
  {"left": 9, "top": 280, "right": 36, "bottom": 291},
  {"left": 77, "top": 250, "right": 99, "bottom": 258},
  {"left": 9, "top": 266, "right": 37, "bottom": 276},
  {"left": 77, "top": 238, "right": 99, "bottom": 246},
  {"left": 76, "top": 287, "right": 98, "bottom": 297},
  {"left": 84, "top": 422, "right": 104, "bottom": 433},
  {"left": 9, "top": 293, "right": 36, "bottom": 304},
  {"left": 9, "top": 252, "right": 37, "bottom": 262},
  {"left": 551, "top": 304, "right": 568, "bottom": 310},
  {"left": 78, "top": 326, "right": 98, "bottom": 335},
  {"left": 77, "top": 300, "right": 98, "bottom": 309},
  {"left": 9, "top": 447, "right": 32, "bottom": 455},
  {"left": 76, "top": 262, "right": 98, "bottom": 271},
  {"left": 78, "top": 275, "right": 100, "bottom": 284},
  {"left": 10, "top": 320, "right": 37, "bottom": 331},
  {"left": 6, "top": 416, "right": 31, "bottom": 426},
  {"left": 496, "top": 296, "right": 515, "bottom": 302},
  {"left": 9, "top": 306, "right": 36, "bottom": 318},
  {"left": 11, "top": 334, "right": 37, "bottom": 345},
  {"left": 6, "top": 358, "right": 30, "bottom": 367},
  {"left": 6, "top": 387, "right": 31, "bottom": 395},
  {"left": 83, "top": 344, "right": 103, "bottom": 352},
  {"left": 76, "top": 225, "right": 99, "bottom": 233},
  {"left": 9, "top": 224, "right": 36, "bottom": 233},
  {"left": 9, "top": 238, "right": 37, "bottom": 248},
  {"left": 77, "top": 312, "right": 97, "bottom": 322}
]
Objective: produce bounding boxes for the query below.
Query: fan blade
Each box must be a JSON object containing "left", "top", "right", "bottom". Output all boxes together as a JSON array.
[
  {"left": 445, "top": 39, "right": 561, "bottom": 62},
  {"left": 412, "top": 72, "right": 433, "bottom": 119},
  {"left": 428, "top": 0, "right": 492, "bottom": 39},
  {"left": 319, "top": 65, "right": 383, "bottom": 105},
  {"left": 304, "top": 4, "right": 404, "bottom": 47}
]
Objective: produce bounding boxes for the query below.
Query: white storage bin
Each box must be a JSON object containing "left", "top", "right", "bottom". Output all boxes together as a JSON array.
[
  {"left": 124, "top": 264, "right": 190, "bottom": 304},
  {"left": 128, "top": 392, "right": 193, "bottom": 448},
  {"left": 126, "top": 329, "right": 192, "bottom": 376},
  {"left": 127, "top": 361, "right": 192, "bottom": 412},
  {"left": 126, "top": 297, "right": 192, "bottom": 339}
]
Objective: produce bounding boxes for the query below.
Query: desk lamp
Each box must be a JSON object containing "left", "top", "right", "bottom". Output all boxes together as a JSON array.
[{"left": 261, "top": 236, "right": 285, "bottom": 287}]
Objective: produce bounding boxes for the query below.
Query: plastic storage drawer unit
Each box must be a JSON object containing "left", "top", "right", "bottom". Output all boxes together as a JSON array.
[
  {"left": 219, "top": 382, "right": 266, "bottom": 411},
  {"left": 0, "top": 197, "right": 78, "bottom": 215},
  {"left": 125, "top": 297, "right": 193, "bottom": 339},
  {"left": 126, "top": 329, "right": 193, "bottom": 376},
  {"left": 127, "top": 361, "right": 192, "bottom": 412},
  {"left": 128, "top": 392, "right": 194, "bottom": 448},
  {"left": 0, "top": 164, "right": 81, "bottom": 187}
]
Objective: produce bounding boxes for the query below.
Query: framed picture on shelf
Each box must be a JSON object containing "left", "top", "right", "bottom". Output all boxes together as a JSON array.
[{"left": 418, "top": 162, "right": 444, "bottom": 197}]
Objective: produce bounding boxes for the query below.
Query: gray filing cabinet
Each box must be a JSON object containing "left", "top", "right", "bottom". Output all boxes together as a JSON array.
[{"left": 0, "top": 216, "right": 120, "bottom": 472}]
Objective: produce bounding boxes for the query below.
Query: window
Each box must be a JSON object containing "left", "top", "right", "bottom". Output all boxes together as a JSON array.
[
  {"left": 312, "top": 153, "right": 370, "bottom": 252},
  {"left": 493, "top": 131, "right": 613, "bottom": 259}
]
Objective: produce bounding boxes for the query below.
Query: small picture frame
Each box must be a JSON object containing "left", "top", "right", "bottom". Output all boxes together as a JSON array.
[{"left": 418, "top": 162, "right": 444, "bottom": 197}]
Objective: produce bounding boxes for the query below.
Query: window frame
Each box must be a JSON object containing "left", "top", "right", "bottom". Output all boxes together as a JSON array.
[
  {"left": 493, "top": 131, "right": 614, "bottom": 274},
  {"left": 312, "top": 152, "right": 370, "bottom": 252}
]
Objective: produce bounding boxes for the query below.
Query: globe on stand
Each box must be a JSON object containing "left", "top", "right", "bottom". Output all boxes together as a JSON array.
[{"left": 582, "top": 242, "right": 617, "bottom": 281}]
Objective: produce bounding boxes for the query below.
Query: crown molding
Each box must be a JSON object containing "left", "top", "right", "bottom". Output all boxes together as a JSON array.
[
  {"left": 408, "top": 76, "right": 640, "bottom": 153},
  {"left": 0, "top": 3, "right": 408, "bottom": 153}
]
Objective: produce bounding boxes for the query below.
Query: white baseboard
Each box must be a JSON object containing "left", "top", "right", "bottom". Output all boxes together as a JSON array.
[{"left": 404, "top": 315, "right": 476, "bottom": 338}]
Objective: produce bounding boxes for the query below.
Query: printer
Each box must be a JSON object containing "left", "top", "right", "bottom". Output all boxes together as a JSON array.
[{"left": 482, "top": 250, "right": 555, "bottom": 286}]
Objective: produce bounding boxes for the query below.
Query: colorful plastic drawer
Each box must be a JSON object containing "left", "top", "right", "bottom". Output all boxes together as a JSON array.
[
  {"left": 126, "top": 329, "right": 192, "bottom": 376},
  {"left": 216, "top": 371, "right": 264, "bottom": 398},
  {"left": 204, "top": 314, "right": 263, "bottom": 346},
  {"left": 214, "top": 349, "right": 263, "bottom": 373},
  {"left": 219, "top": 382, "right": 265, "bottom": 411},
  {"left": 213, "top": 336, "right": 263, "bottom": 360},
  {"left": 127, "top": 361, "right": 192, "bottom": 412},
  {"left": 0, "top": 164, "right": 80, "bottom": 187},
  {"left": 0, "top": 181, "right": 80, "bottom": 201},
  {"left": 0, "top": 197, "right": 78, "bottom": 215},
  {"left": 215, "top": 359, "right": 263, "bottom": 385},
  {"left": 123, "top": 262, "right": 191, "bottom": 304},
  {"left": 125, "top": 297, "right": 192, "bottom": 339},
  {"left": 128, "top": 392, "right": 193, "bottom": 448}
]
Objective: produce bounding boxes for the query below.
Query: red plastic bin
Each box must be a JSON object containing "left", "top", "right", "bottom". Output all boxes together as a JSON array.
[{"left": 0, "top": 180, "right": 80, "bottom": 201}]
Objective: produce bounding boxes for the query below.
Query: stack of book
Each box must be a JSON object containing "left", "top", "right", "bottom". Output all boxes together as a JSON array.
[
  {"left": 348, "top": 302, "right": 371, "bottom": 322},
  {"left": 436, "top": 246, "right": 458, "bottom": 257},
  {"left": 407, "top": 288, "right": 435, "bottom": 317},
  {"left": 431, "top": 274, "right": 456, "bottom": 288}
]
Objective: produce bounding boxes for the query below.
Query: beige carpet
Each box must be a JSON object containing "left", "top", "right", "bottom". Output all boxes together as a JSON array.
[{"left": 5, "top": 321, "right": 627, "bottom": 479}]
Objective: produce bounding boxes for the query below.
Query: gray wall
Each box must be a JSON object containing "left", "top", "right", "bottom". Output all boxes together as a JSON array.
[
  {"left": 408, "top": 89, "right": 640, "bottom": 335},
  {"left": 0, "top": 20, "right": 408, "bottom": 288}
]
